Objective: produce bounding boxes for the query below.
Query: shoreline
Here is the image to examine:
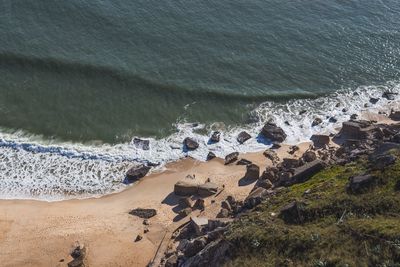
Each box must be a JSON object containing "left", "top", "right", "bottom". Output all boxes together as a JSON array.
[{"left": 0, "top": 107, "right": 398, "bottom": 266}]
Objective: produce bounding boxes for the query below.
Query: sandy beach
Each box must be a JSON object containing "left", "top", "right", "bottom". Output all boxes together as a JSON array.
[{"left": 0, "top": 141, "right": 312, "bottom": 267}]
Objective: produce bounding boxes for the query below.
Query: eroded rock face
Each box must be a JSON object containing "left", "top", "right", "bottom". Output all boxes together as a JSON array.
[
  {"left": 184, "top": 137, "right": 199, "bottom": 150},
  {"left": 237, "top": 131, "right": 251, "bottom": 144},
  {"left": 347, "top": 174, "right": 377, "bottom": 194},
  {"left": 129, "top": 208, "right": 157, "bottom": 219},
  {"left": 224, "top": 152, "right": 239, "bottom": 165},
  {"left": 261, "top": 123, "right": 287, "bottom": 143},
  {"left": 279, "top": 201, "right": 305, "bottom": 224}
]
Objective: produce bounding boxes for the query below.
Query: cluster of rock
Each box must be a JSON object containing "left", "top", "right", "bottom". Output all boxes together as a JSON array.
[{"left": 159, "top": 113, "right": 400, "bottom": 266}]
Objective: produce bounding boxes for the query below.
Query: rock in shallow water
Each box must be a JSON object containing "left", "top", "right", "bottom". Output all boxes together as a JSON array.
[
  {"left": 261, "top": 122, "right": 287, "bottom": 143},
  {"left": 183, "top": 137, "right": 199, "bottom": 150},
  {"left": 237, "top": 131, "right": 251, "bottom": 144}
]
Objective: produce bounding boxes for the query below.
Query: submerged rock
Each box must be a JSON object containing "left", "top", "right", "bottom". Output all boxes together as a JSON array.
[
  {"left": 237, "top": 131, "right": 251, "bottom": 144},
  {"left": 184, "top": 137, "right": 199, "bottom": 150}
]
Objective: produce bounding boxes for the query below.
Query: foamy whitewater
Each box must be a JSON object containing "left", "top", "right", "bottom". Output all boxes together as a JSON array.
[{"left": 1, "top": 82, "right": 400, "bottom": 200}]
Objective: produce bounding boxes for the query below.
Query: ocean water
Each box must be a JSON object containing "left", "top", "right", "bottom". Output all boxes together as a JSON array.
[{"left": 0, "top": 0, "right": 399, "bottom": 200}]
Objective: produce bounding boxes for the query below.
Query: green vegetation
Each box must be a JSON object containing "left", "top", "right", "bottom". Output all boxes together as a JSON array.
[{"left": 225, "top": 157, "right": 400, "bottom": 267}]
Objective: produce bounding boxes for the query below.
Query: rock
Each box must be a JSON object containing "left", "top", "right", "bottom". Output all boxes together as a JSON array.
[
  {"left": 179, "top": 207, "right": 192, "bottom": 217},
  {"left": 237, "top": 131, "right": 251, "bottom": 144},
  {"left": 206, "top": 152, "right": 216, "bottom": 161},
  {"left": 289, "top": 160, "right": 326, "bottom": 185},
  {"left": 302, "top": 151, "right": 317, "bottom": 162},
  {"left": 181, "top": 239, "right": 231, "bottom": 267},
  {"left": 244, "top": 164, "right": 260, "bottom": 180},
  {"left": 210, "top": 131, "right": 221, "bottom": 143},
  {"left": 347, "top": 174, "right": 377, "bottom": 194},
  {"left": 260, "top": 169, "right": 277, "bottom": 183},
  {"left": 271, "top": 142, "right": 281, "bottom": 149},
  {"left": 216, "top": 208, "right": 230, "bottom": 218},
  {"left": 129, "top": 208, "right": 157, "bottom": 219},
  {"left": 276, "top": 171, "right": 292, "bottom": 186},
  {"left": 371, "top": 154, "right": 396, "bottom": 170},
  {"left": 194, "top": 199, "right": 205, "bottom": 210},
  {"left": 342, "top": 108, "right": 348, "bottom": 112},
  {"left": 369, "top": 97, "right": 379, "bottom": 104},
  {"left": 125, "top": 165, "right": 151, "bottom": 182},
  {"left": 221, "top": 200, "right": 232, "bottom": 211},
  {"left": 198, "top": 182, "right": 218, "bottom": 197},
  {"left": 255, "top": 179, "right": 273, "bottom": 190},
  {"left": 279, "top": 201, "right": 305, "bottom": 224},
  {"left": 143, "top": 219, "right": 149, "bottom": 225},
  {"left": 329, "top": 117, "right": 337, "bottom": 123},
  {"left": 338, "top": 120, "right": 373, "bottom": 139},
  {"left": 165, "top": 255, "right": 178, "bottom": 267},
  {"left": 174, "top": 180, "right": 198, "bottom": 196},
  {"left": 281, "top": 158, "right": 301, "bottom": 169},
  {"left": 261, "top": 122, "right": 287, "bottom": 143},
  {"left": 288, "top": 145, "right": 299, "bottom": 155},
  {"left": 179, "top": 197, "right": 194, "bottom": 208},
  {"left": 68, "top": 259, "right": 85, "bottom": 267},
  {"left": 236, "top": 158, "right": 252, "bottom": 165},
  {"left": 389, "top": 111, "right": 400, "bottom": 121},
  {"left": 184, "top": 137, "right": 199, "bottom": 150},
  {"left": 312, "top": 118, "right": 323, "bottom": 127},
  {"left": 350, "top": 114, "right": 358, "bottom": 120},
  {"left": 310, "top": 135, "right": 330, "bottom": 147},
  {"left": 144, "top": 227, "right": 149, "bottom": 233},
  {"left": 226, "top": 195, "right": 236, "bottom": 206},
  {"left": 244, "top": 187, "right": 268, "bottom": 209},
  {"left": 133, "top": 138, "right": 150, "bottom": 150},
  {"left": 224, "top": 152, "right": 239, "bottom": 165},
  {"left": 382, "top": 91, "right": 397, "bottom": 100},
  {"left": 191, "top": 217, "right": 209, "bottom": 236},
  {"left": 70, "top": 245, "right": 86, "bottom": 260},
  {"left": 135, "top": 234, "right": 143, "bottom": 242},
  {"left": 263, "top": 149, "right": 279, "bottom": 164}
]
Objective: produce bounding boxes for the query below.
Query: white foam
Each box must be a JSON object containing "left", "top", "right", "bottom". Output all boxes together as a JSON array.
[{"left": 1, "top": 81, "right": 400, "bottom": 201}]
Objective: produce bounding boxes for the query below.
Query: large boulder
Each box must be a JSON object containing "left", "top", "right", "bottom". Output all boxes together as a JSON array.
[
  {"left": 125, "top": 165, "right": 151, "bottom": 182},
  {"left": 289, "top": 160, "right": 326, "bottom": 185},
  {"left": 244, "top": 187, "right": 269, "bottom": 209},
  {"left": 347, "top": 174, "right": 377, "bottom": 194},
  {"left": 244, "top": 164, "right": 260, "bottom": 180},
  {"left": 198, "top": 182, "right": 218, "bottom": 197},
  {"left": 310, "top": 134, "right": 330, "bottom": 147},
  {"left": 210, "top": 131, "right": 221, "bottom": 143},
  {"left": 261, "top": 123, "right": 287, "bottom": 143},
  {"left": 129, "top": 208, "right": 157, "bottom": 219},
  {"left": 224, "top": 152, "right": 239, "bottom": 165},
  {"left": 174, "top": 180, "right": 199, "bottom": 196},
  {"left": 338, "top": 121, "right": 373, "bottom": 139},
  {"left": 279, "top": 201, "right": 305, "bottom": 224},
  {"left": 184, "top": 137, "right": 199, "bottom": 150},
  {"left": 237, "top": 131, "right": 251, "bottom": 144}
]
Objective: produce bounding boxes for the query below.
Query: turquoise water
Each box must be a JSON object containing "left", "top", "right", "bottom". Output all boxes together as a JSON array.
[{"left": 1, "top": 0, "right": 399, "bottom": 143}]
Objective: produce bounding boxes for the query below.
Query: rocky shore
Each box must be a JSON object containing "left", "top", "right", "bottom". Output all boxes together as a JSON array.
[{"left": 1, "top": 107, "right": 400, "bottom": 266}]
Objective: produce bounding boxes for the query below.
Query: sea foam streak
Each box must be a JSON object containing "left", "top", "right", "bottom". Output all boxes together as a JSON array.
[{"left": 1, "top": 82, "right": 399, "bottom": 200}]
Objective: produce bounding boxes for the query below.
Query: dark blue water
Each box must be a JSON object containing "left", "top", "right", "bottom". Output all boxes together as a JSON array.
[{"left": 0, "top": 0, "right": 399, "bottom": 143}]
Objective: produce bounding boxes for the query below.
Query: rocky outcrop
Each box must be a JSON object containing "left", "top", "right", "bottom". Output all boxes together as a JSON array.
[
  {"left": 261, "top": 122, "right": 287, "bottom": 142},
  {"left": 279, "top": 201, "right": 305, "bottom": 224},
  {"left": 184, "top": 137, "right": 199, "bottom": 150},
  {"left": 347, "top": 174, "right": 377, "bottom": 194}
]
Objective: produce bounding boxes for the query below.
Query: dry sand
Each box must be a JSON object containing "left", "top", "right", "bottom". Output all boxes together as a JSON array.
[{"left": 0, "top": 143, "right": 311, "bottom": 267}]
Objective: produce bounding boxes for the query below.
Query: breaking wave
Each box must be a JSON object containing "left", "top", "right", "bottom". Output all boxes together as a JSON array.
[{"left": 1, "top": 81, "right": 400, "bottom": 201}]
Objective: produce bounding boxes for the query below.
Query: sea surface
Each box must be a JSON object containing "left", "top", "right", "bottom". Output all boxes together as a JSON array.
[{"left": 0, "top": 0, "right": 399, "bottom": 200}]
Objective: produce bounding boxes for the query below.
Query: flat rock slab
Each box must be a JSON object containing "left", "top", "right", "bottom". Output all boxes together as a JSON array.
[
  {"left": 289, "top": 160, "right": 326, "bottom": 185},
  {"left": 129, "top": 208, "right": 157, "bottom": 219}
]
